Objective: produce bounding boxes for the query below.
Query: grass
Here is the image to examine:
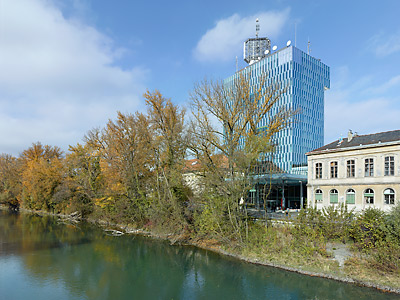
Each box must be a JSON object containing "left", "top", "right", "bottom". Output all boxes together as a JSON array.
[
  {"left": 344, "top": 256, "right": 400, "bottom": 289},
  {"left": 209, "top": 221, "right": 400, "bottom": 291}
]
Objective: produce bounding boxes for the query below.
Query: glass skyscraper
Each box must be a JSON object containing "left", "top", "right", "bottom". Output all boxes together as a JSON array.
[{"left": 224, "top": 45, "right": 330, "bottom": 175}]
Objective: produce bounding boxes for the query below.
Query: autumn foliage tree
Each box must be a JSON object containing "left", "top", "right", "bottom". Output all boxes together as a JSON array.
[
  {"left": 81, "top": 111, "right": 155, "bottom": 224},
  {"left": 144, "top": 90, "right": 191, "bottom": 231},
  {"left": 0, "top": 154, "right": 21, "bottom": 209},
  {"left": 20, "top": 143, "right": 64, "bottom": 212},
  {"left": 61, "top": 143, "right": 104, "bottom": 217}
]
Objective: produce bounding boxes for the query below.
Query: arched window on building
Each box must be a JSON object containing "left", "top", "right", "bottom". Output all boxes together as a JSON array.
[
  {"left": 330, "top": 189, "right": 338, "bottom": 204},
  {"left": 364, "top": 188, "right": 374, "bottom": 204},
  {"left": 315, "top": 189, "right": 323, "bottom": 203},
  {"left": 384, "top": 188, "right": 395, "bottom": 205},
  {"left": 346, "top": 189, "right": 355, "bottom": 204}
]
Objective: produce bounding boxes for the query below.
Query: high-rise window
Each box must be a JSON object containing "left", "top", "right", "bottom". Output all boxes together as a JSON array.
[
  {"left": 385, "top": 156, "right": 395, "bottom": 176},
  {"left": 347, "top": 160, "right": 355, "bottom": 177},
  {"left": 330, "top": 161, "right": 338, "bottom": 178},
  {"left": 315, "top": 163, "right": 322, "bottom": 179},
  {"left": 365, "top": 158, "right": 374, "bottom": 177}
]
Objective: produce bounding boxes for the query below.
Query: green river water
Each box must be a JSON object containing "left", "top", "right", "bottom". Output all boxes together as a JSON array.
[{"left": 0, "top": 210, "right": 397, "bottom": 299}]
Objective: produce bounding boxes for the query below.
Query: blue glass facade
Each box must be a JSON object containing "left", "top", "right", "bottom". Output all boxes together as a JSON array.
[{"left": 225, "top": 46, "right": 330, "bottom": 174}]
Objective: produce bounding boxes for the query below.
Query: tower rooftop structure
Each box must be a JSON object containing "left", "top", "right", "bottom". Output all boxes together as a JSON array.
[{"left": 243, "top": 19, "right": 271, "bottom": 65}]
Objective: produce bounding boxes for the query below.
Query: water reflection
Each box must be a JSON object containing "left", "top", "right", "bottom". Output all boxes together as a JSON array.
[
  {"left": 0, "top": 211, "right": 91, "bottom": 255},
  {"left": 0, "top": 210, "right": 396, "bottom": 300}
]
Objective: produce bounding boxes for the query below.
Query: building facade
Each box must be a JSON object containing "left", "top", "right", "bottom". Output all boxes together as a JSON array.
[
  {"left": 224, "top": 45, "right": 330, "bottom": 175},
  {"left": 307, "top": 130, "right": 400, "bottom": 211}
]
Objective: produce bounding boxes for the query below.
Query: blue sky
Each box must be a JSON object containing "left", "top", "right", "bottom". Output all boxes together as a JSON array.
[{"left": 1, "top": 0, "right": 400, "bottom": 155}]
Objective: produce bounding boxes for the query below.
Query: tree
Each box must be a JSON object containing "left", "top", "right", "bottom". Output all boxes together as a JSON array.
[
  {"left": 62, "top": 143, "right": 104, "bottom": 217},
  {"left": 0, "top": 154, "right": 21, "bottom": 209},
  {"left": 144, "top": 90, "right": 191, "bottom": 231},
  {"left": 66, "top": 143, "right": 103, "bottom": 199},
  {"left": 20, "top": 142, "right": 64, "bottom": 211},
  {"left": 189, "top": 73, "right": 293, "bottom": 243},
  {"left": 83, "top": 112, "right": 154, "bottom": 223}
]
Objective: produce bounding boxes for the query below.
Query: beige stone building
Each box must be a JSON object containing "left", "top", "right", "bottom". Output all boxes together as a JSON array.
[
  {"left": 183, "top": 155, "right": 229, "bottom": 195},
  {"left": 306, "top": 130, "right": 400, "bottom": 212}
]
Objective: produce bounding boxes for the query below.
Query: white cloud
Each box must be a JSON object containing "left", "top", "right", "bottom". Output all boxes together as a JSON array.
[
  {"left": 366, "top": 75, "right": 400, "bottom": 94},
  {"left": 325, "top": 96, "right": 400, "bottom": 143},
  {"left": 325, "top": 69, "right": 400, "bottom": 143},
  {"left": 369, "top": 31, "right": 400, "bottom": 57},
  {"left": 0, "top": 0, "right": 148, "bottom": 155},
  {"left": 193, "top": 9, "right": 290, "bottom": 62}
]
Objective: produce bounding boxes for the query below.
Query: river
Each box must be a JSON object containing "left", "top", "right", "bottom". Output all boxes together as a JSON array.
[{"left": 0, "top": 210, "right": 397, "bottom": 299}]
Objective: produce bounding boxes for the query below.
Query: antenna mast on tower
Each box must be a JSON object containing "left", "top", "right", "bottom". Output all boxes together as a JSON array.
[{"left": 255, "top": 18, "right": 260, "bottom": 38}]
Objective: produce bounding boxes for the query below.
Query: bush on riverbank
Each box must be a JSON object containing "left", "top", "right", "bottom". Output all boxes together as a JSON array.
[
  {"left": 242, "top": 221, "right": 329, "bottom": 266},
  {"left": 237, "top": 204, "right": 400, "bottom": 279},
  {"left": 348, "top": 205, "right": 400, "bottom": 275},
  {"left": 294, "top": 204, "right": 355, "bottom": 242}
]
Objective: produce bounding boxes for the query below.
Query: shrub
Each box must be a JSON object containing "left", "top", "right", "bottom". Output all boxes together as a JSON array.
[
  {"left": 350, "top": 207, "right": 386, "bottom": 250},
  {"left": 370, "top": 241, "right": 400, "bottom": 274},
  {"left": 319, "top": 204, "right": 355, "bottom": 240},
  {"left": 193, "top": 195, "right": 226, "bottom": 238},
  {"left": 383, "top": 202, "right": 400, "bottom": 246},
  {"left": 295, "top": 204, "right": 354, "bottom": 241},
  {"left": 294, "top": 207, "right": 322, "bottom": 237}
]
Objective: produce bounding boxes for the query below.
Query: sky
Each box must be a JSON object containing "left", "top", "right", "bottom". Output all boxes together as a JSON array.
[{"left": 1, "top": 0, "right": 400, "bottom": 156}]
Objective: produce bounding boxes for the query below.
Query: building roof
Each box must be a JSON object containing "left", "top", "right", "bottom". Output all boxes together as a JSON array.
[
  {"left": 184, "top": 158, "right": 202, "bottom": 173},
  {"left": 307, "top": 129, "right": 400, "bottom": 155},
  {"left": 183, "top": 154, "right": 229, "bottom": 173}
]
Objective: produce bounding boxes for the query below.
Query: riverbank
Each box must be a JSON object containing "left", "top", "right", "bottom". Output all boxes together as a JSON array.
[
  {"left": 189, "top": 237, "right": 400, "bottom": 295},
  {"left": 90, "top": 215, "right": 400, "bottom": 295},
  {"left": 90, "top": 222, "right": 400, "bottom": 294},
  {"left": 2, "top": 205, "right": 399, "bottom": 295}
]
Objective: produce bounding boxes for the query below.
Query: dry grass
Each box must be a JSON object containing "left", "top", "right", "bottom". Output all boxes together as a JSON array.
[{"left": 344, "top": 256, "right": 400, "bottom": 289}]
